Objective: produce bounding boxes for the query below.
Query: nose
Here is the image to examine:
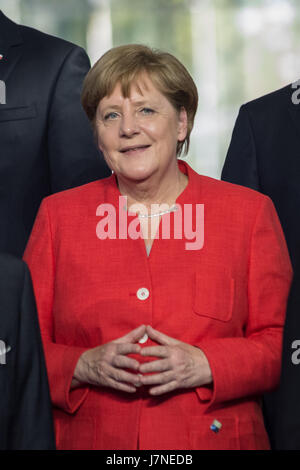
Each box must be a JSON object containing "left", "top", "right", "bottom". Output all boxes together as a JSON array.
[{"left": 119, "top": 111, "right": 140, "bottom": 137}]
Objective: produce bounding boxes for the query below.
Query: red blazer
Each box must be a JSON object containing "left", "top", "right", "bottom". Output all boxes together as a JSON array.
[{"left": 23, "top": 160, "right": 292, "bottom": 450}]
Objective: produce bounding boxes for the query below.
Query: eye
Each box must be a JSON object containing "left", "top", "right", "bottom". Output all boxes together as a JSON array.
[
  {"left": 140, "top": 107, "right": 155, "bottom": 115},
  {"left": 104, "top": 112, "right": 119, "bottom": 120}
]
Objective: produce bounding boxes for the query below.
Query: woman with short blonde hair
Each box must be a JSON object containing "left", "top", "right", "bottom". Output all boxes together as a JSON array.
[{"left": 24, "top": 44, "right": 292, "bottom": 450}]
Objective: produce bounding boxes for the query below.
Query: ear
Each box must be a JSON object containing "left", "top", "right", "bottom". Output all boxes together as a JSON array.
[{"left": 177, "top": 107, "right": 188, "bottom": 141}]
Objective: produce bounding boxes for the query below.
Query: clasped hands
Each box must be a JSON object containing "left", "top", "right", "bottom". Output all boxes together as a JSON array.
[{"left": 73, "top": 325, "right": 213, "bottom": 395}]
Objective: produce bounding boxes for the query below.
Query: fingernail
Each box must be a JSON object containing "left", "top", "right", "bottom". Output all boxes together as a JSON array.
[{"left": 135, "top": 374, "right": 143, "bottom": 387}]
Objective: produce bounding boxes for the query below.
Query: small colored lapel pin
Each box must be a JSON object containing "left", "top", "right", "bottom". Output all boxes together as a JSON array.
[
  {"left": 0, "top": 55, "right": 3, "bottom": 61},
  {"left": 210, "top": 419, "right": 222, "bottom": 433}
]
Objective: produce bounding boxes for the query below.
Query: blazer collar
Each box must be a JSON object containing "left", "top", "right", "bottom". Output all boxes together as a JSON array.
[
  {"left": 0, "top": 11, "right": 23, "bottom": 84},
  {"left": 0, "top": 10, "right": 23, "bottom": 48},
  {"left": 176, "top": 159, "right": 199, "bottom": 205}
]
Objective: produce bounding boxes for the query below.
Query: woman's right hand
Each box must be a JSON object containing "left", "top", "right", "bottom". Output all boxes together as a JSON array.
[{"left": 71, "top": 324, "right": 146, "bottom": 393}]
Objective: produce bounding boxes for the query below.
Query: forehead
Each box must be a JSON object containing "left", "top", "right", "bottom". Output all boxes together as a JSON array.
[{"left": 98, "top": 74, "right": 168, "bottom": 108}]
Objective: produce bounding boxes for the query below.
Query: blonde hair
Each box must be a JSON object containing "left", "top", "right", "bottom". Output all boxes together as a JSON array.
[{"left": 81, "top": 44, "right": 198, "bottom": 156}]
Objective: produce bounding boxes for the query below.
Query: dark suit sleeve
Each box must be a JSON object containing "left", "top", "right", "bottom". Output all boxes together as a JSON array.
[
  {"left": 8, "top": 262, "right": 55, "bottom": 450},
  {"left": 274, "top": 269, "right": 300, "bottom": 449},
  {"left": 47, "top": 46, "right": 110, "bottom": 193},
  {"left": 221, "top": 105, "right": 261, "bottom": 191}
]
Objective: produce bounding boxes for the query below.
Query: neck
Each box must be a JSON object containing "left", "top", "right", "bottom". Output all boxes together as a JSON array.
[{"left": 116, "top": 161, "right": 188, "bottom": 212}]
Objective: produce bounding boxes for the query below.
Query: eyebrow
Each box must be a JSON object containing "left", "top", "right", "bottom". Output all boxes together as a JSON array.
[
  {"left": 99, "top": 99, "right": 159, "bottom": 113},
  {"left": 100, "top": 105, "right": 122, "bottom": 112},
  {"left": 131, "top": 100, "right": 152, "bottom": 106}
]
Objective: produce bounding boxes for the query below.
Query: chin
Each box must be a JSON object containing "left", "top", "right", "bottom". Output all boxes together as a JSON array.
[{"left": 122, "top": 165, "right": 156, "bottom": 182}]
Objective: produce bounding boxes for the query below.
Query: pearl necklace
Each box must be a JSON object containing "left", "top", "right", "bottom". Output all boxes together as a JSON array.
[
  {"left": 137, "top": 205, "right": 178, "bottom": 218},
  {"left": 123, "top": 204, "right": 178, "bottom": 218}
]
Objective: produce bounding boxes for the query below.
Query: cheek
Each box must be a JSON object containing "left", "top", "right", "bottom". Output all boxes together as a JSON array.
[
  {"left": 142, "top": 121, "right": 170, "bottom": 143},
  {"left": 149, "top": 117, "right": 179, "bottom": 141},
  {"left": 94, "top": 126, "right": 103, "bottom": 150},
  {"left": 96, "top": 133, "right": 118, "bottom": 169},
  {"left": 97, "top": 135, "right": 104, "bottom": 152},
  {"left": 96, "top": 128, "right": 111, "bottom": 153}
]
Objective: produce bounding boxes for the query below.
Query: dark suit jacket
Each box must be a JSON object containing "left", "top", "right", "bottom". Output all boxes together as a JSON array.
[
  {"left": 0, "top": 253, "right": 55, "bottom": 449},
  {"left": 0, "top": 10, "right": 110, "bottom": 257},
  {"left": 221, "top": 83, "right": 300, "bottom": 449}
]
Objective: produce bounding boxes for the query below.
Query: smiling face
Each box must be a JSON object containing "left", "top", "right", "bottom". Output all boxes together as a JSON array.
[{"left": 95, "top": 74, "right": 187, "bottom": 184}]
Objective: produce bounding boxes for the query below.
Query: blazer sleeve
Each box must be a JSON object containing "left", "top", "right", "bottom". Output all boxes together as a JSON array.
[
  {"left": 23, "top": 199, "right": 90, "bottom": 414},
  {"left": 9, "top": 262, "right": 55, "bottom": 450},
  {"left": 221, "top": 105, "right": 261, "bottom": 191},
  {"left": 195, "top": 196, "right": 293, "bottom": 408},
  {"left": 47, "top": 45, "right": 110, "bottom": 193}
]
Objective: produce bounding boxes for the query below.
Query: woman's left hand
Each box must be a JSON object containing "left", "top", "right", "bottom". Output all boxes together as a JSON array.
[{"left": 138, "top": 325, "right": 213, "bottom": 395}]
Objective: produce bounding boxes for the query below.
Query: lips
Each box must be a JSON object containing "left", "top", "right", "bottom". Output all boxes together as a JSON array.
[{"left": 120, "top": 145, "right": 150, "bottom": 153}]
